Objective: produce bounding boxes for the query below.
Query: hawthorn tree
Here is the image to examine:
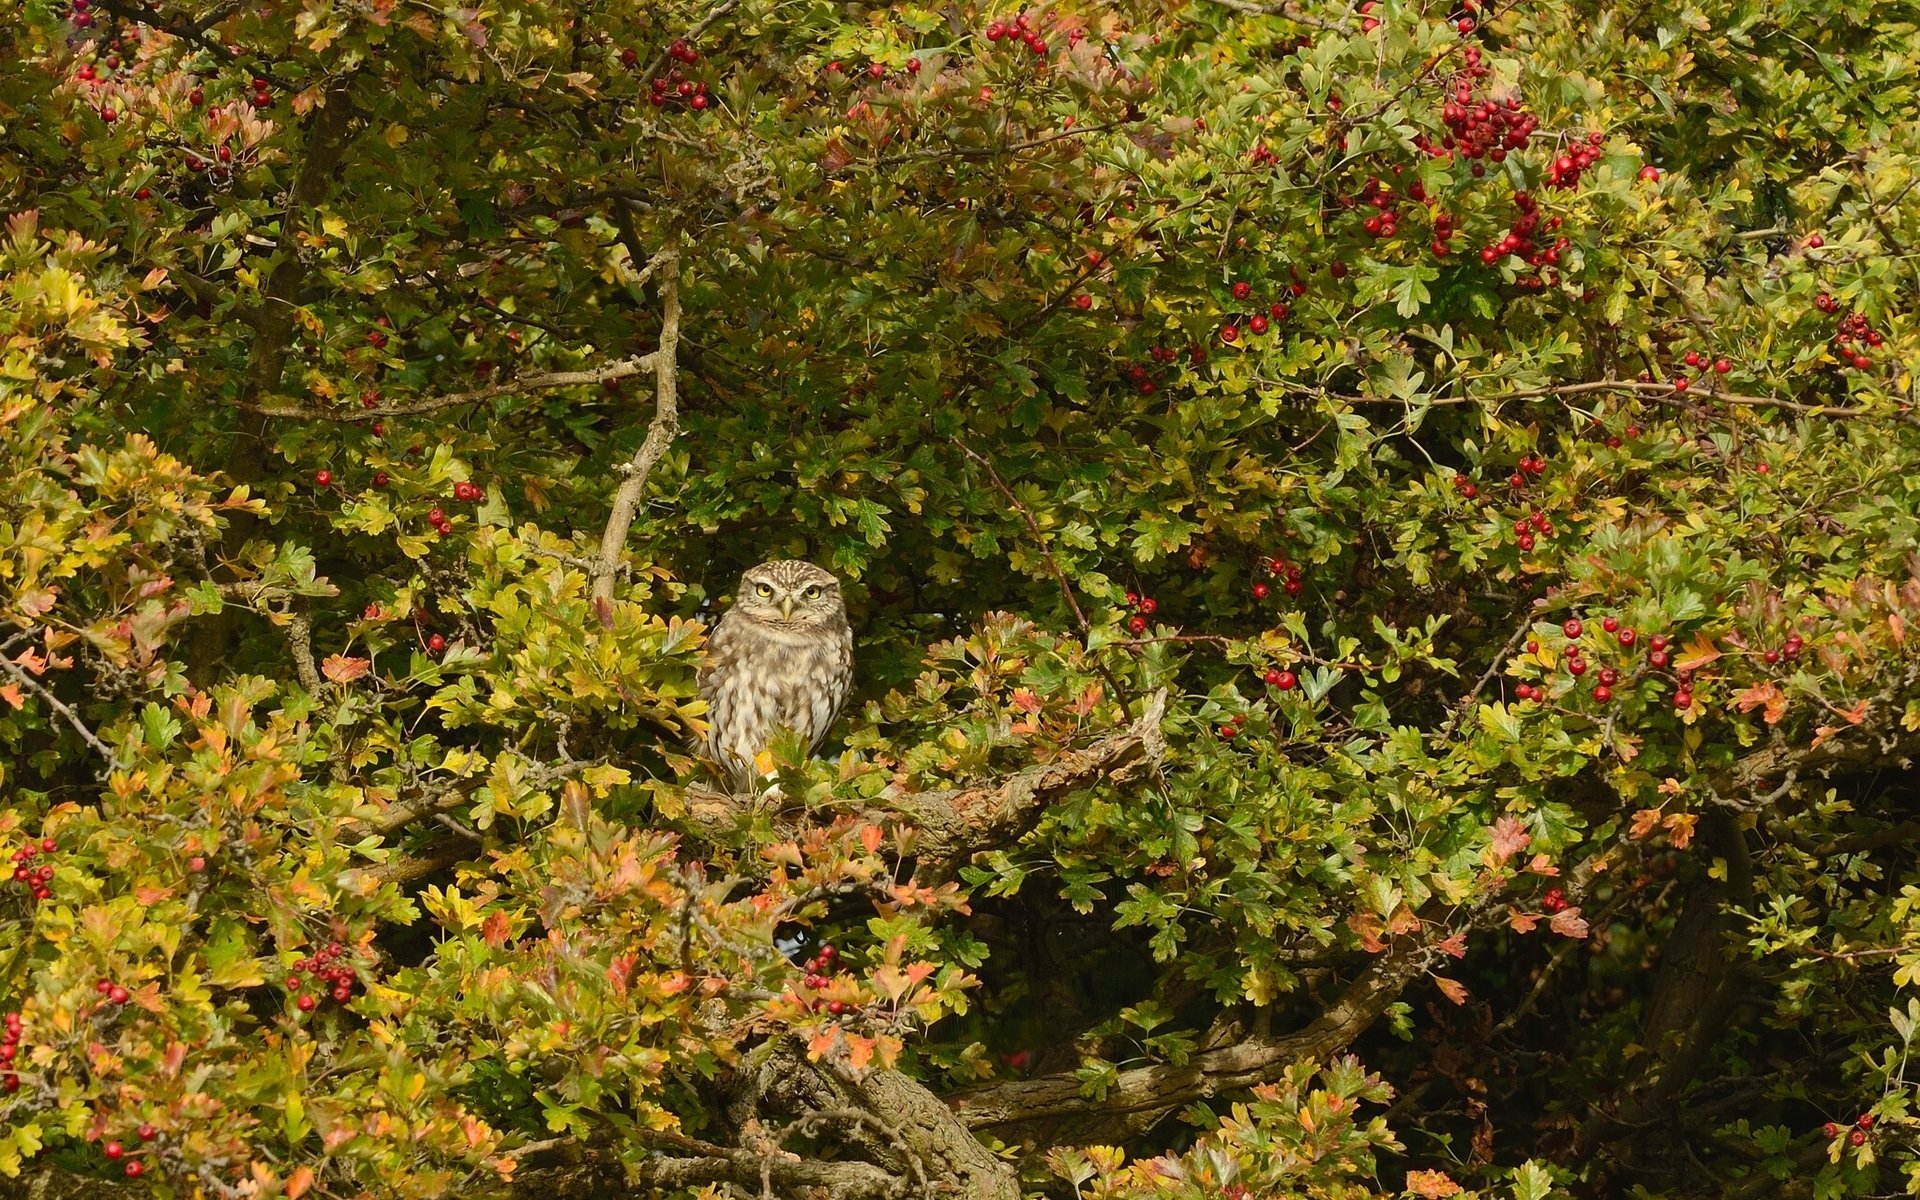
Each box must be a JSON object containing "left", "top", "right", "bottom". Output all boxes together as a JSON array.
[{"left": 2, "top": 0, "right": 1919, "bottom": 1196}]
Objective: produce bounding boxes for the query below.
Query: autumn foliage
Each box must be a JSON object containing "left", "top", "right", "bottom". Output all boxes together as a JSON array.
[{"left": 2, "top": 0, "right": 1919, "bottom": 1197}]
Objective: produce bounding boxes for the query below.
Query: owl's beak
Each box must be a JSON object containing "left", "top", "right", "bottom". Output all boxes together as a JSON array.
[{"left": 780, "top": 596, "right": 794, "bottom": 620}]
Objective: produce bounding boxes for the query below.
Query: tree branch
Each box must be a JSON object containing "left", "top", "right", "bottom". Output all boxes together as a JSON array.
[
  {"left": 245, "top": 355, "right": 661, "bottom": 421},
  {"left": 0, "top": 654, "right": 123, "bottom": 775},
  {"left": 592, "top": 248, "right": 682, "bottom": 604},
  {"left": 948, "top": 942, "right": 1431, "bottom": 1134}
]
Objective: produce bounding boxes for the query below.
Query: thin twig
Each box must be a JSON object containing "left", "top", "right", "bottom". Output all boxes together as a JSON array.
[
  {"left": 593, "top": 248, "right": 682, "bottom": 604},
  {"left": 0, "top": 655, "right": 123, "bottom": 774}
]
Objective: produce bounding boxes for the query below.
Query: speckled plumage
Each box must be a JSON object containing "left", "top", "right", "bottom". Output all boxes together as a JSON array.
[{"left": 697, "top": 560, "right": 854, "bottom": 787}]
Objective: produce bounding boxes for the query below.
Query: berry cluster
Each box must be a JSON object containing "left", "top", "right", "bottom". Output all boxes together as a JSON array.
[
  {"left": 1262, "top": 666, "right": 1299, "bottom": 691},
  {"left": 648, "top": 67, "right": 711, "bottom": 111},
  {"left": 289, "top": 941, "right": 357, "bottom": 1013},
  {"left": 798, "top": 943, "right": 852, "bottom": 1015},
  {"left": 99, "top": 1125, "right": 155, "bottom": 1179},
  {"left": 1514, "top": 620, "right": 1690, "bottom": 710},
  {"left": 1759, "top": 633, "right": 1805, "bottom": 667},
  {"left": 1824, "top": 1112, "right": 1877, "bottom": 1147},
  {"left": 1, "top": 1009, "right": 24, "bottom": 1092},
  {"left": 984, "top": 12, "right": 1079, "bottom": 56},
  {"left": 1505, "top": 452, "right": 1548, "bottom": 490},
  {"left": 1122, "top": 591, "right": 1158, "bottom": 635},
  {"left": 95, "top": 977, "right": 131, "bottom": 1005},
  {"left": 1419, "top": 49, "right": 1537, "bottom": 175},
  {"left": 1259, "top": 556, "right": 1305, "bottom": 597},
  {"left": 1479, "top": 190, "right": 1568, "bottom": 291},
  {"left": 1509, "top": 508, "right": 1553, "bottom": 553},
  {"left": 9, "top": 838, "right": 57, "bottom": 902},
  {"left": 1543, "top": 131, "right": 1606, "bottom": 190},
  {"left": 1219, "top": 294, "right": 1292, "bottom": 346},
  {"left": 1541, "top": 886, "right": 1568, "bottom": 913},
  {"left": 1452, "top": 472, "right": 1480, "bottom": 501},
  {"left": 1679, "top": 349, "right": 1734, "bottom": 377},
  {"left": 1828, "top": 306, "right": 1884, "bottom": 371}
]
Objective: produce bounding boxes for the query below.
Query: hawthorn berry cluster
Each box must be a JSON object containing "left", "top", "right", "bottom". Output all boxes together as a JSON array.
[
  {"left": 95, "top": 977, "right": 131, "bottom": 1006},
  {"left": 98, "top": 1125, "right": 156, "bottom": 1179},
  {"left": 798, "top": 943, "right": 853, "bottom": 1015},
  {"left": 1505, "top": 452, "right": 1548, "bottom": 491},
  {"left": 1541, "top": 885, "right": 1569, "bottom": 913},
  {"left": 289, "top": 941, "right": 358, "bottom": 1013},
  {"left": 984, "top": 11, "right": 1080, "bottom": 56},
  {"left": 1828, "top": 304, "right": 1885, "bottom": 371},
  {"left": 1543, "top": 130, "right": 1606, "bottom": 190},
  {"left": 1122, "top": 590, "right": 1158, "bottom": 635},
  {"left": 1219, "top": 281, "right": 1294, "bottom": 346},
  {"left": 1419, "top": 47, "right": 1538, "bottom": 174},
  {"left": 1480, "top": 190, "right": 1569, "bottom": 291},
  {"left": 1509, "top": 508, "right": 1553, "bottom": 554},
  {"left": 8, "top": 838, "right": 57, "bottom": 902},
  {"left": 1513, "top": 619, "right": 1691, "bottom": 711},
  {"left": 1759, "top": 632, "right": 1805, "bottom": 668},
  {"left": 1824, "top": 1112, "right": 1878, "bottom": 1147},
  {"left": 1258, "top": 556, "right": 1305, "bottom": 598},
  {"left": 1, "top": 1009, "right": 24, "bottom": 1093}
]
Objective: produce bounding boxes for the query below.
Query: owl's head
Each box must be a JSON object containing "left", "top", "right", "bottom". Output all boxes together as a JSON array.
[{"left": 730, "top": 559, "right": 845, "bottom": 629}]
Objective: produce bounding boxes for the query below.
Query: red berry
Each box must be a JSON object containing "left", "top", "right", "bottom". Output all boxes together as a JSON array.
[
  {"left": 138, "top": 1124, "right": 155, "bottom": 1141},
  {"left": 1568, "top": 659, "right": 1588, "bottom": 676},
  {"left": 1220, "top": 323, "right": 1239, "bottom": 343},
  {"left": 104, "top": 1142, "right": 123, "bottom": 1161},
  {"left": 1219, "top": 725, "right": 1237, "bottom": 739},
  {"left": 1249, "top": 314, "right": 1269, "bottom": 334},
  {"left": 296, "top": 994, "right": 316, "bottom": 1012},
  {"left": 1713, "top": 357, "right": 1731, "bottom": 374},
  {"left": 332, "top": 985, "right": 351, "bottom": 1002},
  {"left": 1563, "top": 619, "right": 1583, "bottom": 639},
  {"left": 1592, "top": 685, "right": 1612, "bottom": 704},
  {"left": 907, "top": 57, "right": 921, "bottom": 73},
  {"left": 1139, "top": 598, "right": 1157, "bottom": 615},
  {"left": 1859, "top": 1114, "right": 1877, "bottom": 1130},
  {"left": 1251, "top": 582, "right": 1270, "bottom": 600},
  {"left": 1273, "top": 670, "right": 1297, "bottom": 691},
  {"left": 427, "top": 634, "right": 447, "bottom": 653},
  {"left": 1617, "top": 628, "right": 1636, "bottom": 646},
  {"left": 1127, "top": 616, "right": 1147, "bottom": 634},
  {"left": 1602, "top": 616, "right": 1619, "bottom": 633},
  {"left": 1072, "top": 293, "right": 1091, "bottom": 310},
  {"left": 1849, "top": 1129, "right": 1867, "bottom": 1146},
  {"left": 39, "top": 838, "right": 52, "bottom": 853},
  {"left": 1824, "top": 1122, "right": 1841, "bottom": 1138},
  {"left": 109, "top": 986, "right": 129, "bottom": 1004},
  {"left": 1673, "top": 376, "right": 1689, "bottom": 393},
  {"left": 123, "top": 1162, "right": 143, "bottom": 1179},
  {"left": 372, "top": 471, "right": 390, "bottom": 488},
  {"left": 313, "top": 469, "right": 332, "bottom": 487},
  {"left": 1231, "top": 281, "right": 1251, "bottom": 301},
  {"left": 1674, "top": 691, "right": 1693, "bottom": 709},
  {"left": 1807, "top": 233, "right": 1824, "bottom": 249}
]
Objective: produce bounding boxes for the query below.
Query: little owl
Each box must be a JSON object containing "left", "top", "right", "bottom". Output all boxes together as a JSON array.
[{"left": 697, "top": 559, "right": 853, "bottom": 788}]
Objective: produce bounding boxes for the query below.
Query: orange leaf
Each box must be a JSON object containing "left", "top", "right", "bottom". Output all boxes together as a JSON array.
[
  {"left": 1407, "top": 1168, "right": 1466, "bottom": 1198},
  {"left": 1735, "top": 680, "right": 1788, "bottom": 724},
  {"left": 1489, "top": 816, "right": 1531, "bottom": 862},
  {"left": 0, "top": 683, "right": 21, "bottom": 710},
  {"left": 1673, "top": 632, "right": 1722, "bottom": 672},
  {"left": 1550, "top": 907, "right": 1590, "bottom": 939},
  {"left": 1435, "top": 931, "right": 1468, "bottom": 959},
  {"left": 286, "top": 1167, "right": 314, "bottom": 1200},
  {"left": 321, "top": 655, "right": 370, "bottom": 684},
  {"left": 1629, "top": 809, "right": 1663, "bottom": 840},
  {"left": 1433, "top": 976, "right": 1470, "bottom": 1005},
  {"left": 1663, "top": 813, "right": 1697, "bottom": 849},
  {"left": 1508, "top": 911, "right": 1540, "bottom": 934}
]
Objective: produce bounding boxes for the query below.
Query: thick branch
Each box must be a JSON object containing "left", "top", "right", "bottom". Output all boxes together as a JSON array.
[
  {"left": 592, "top": 248, "right": 682, "bottom": 604},
  {"left": 679, "top": 690, "right": 1167, "bottom": 870},
  {"left": 949, "top": 942, "right": 1430, "bottom": 1133},
  {"left": 246, "top": 355, "right": 660, "bottom": 421}
]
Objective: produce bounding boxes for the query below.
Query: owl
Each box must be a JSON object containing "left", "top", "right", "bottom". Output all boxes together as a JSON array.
[{"left": 697, "top": 559, "right": 854, "bottom": 788}]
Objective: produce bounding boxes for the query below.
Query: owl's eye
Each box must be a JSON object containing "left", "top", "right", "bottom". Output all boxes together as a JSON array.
[
  {"left": 755, "top": 583, "right": 773, "bottom": 598},
  {"left": 803, "top": 585, "right": 822, "bottom": 599}
]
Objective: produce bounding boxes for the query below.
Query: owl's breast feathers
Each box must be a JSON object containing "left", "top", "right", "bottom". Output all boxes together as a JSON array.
[{"left": 698, "top": 613, "right": 853, "bottom": 778}]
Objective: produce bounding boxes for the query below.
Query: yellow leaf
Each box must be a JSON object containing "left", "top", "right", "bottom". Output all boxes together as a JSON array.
[
  {"left": 383, "top": 123, "right": 410, "bottom": 147},
  {"left": 1674, "top": 631, "right": 1722, "bottom": 671}
]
